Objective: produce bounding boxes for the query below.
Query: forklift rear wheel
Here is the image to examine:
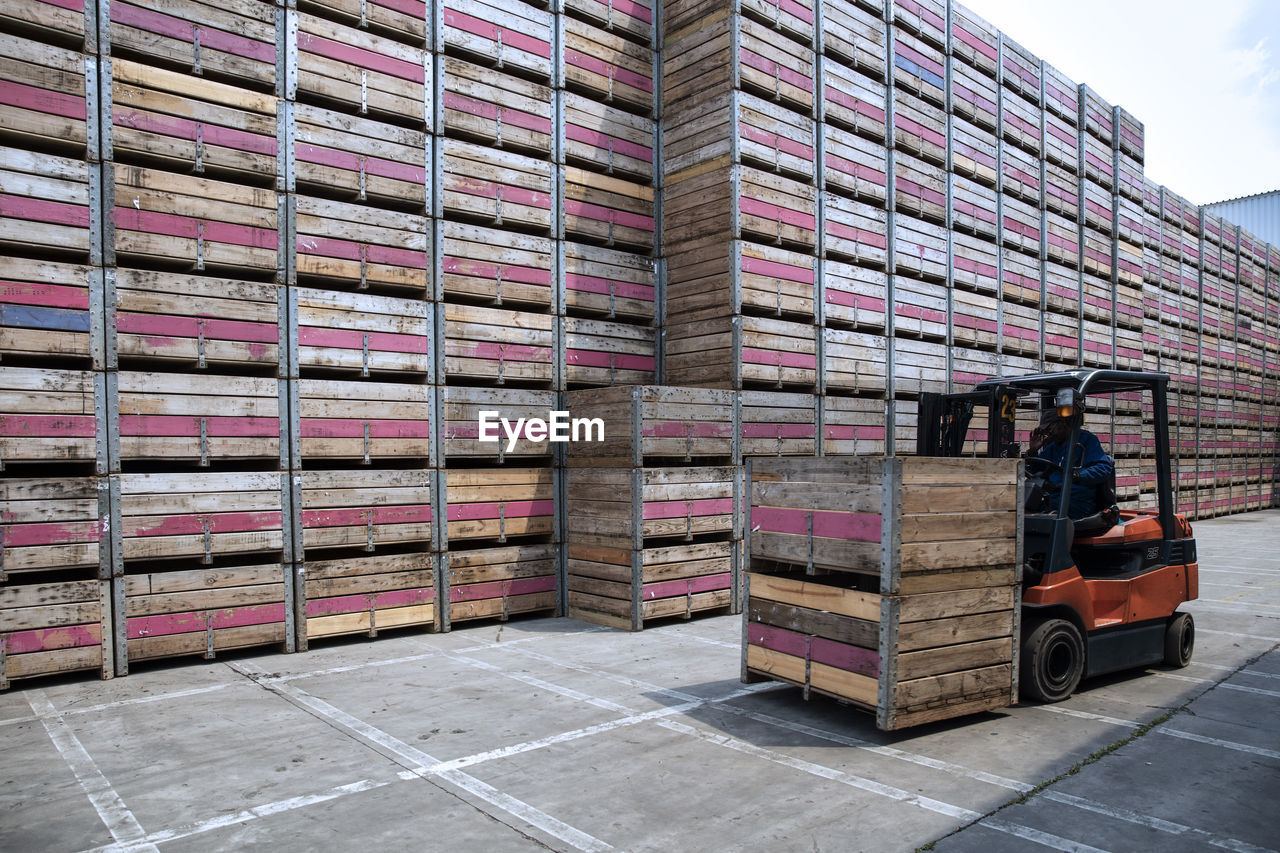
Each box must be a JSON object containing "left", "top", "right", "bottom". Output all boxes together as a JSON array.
[
  {"left": 1163, "top": 612, "right": 1194, "bottom": 668},
  {"left": 1021, "top": 619, "right": 1084, "bottom": 703}
]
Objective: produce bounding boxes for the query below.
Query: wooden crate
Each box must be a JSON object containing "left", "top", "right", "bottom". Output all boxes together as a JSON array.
[
  {"left": 1044, "top": 211, "right": 1079, "bottom": 268},
  {"left": 109, "top": 58, "right": 276, "bottom": 185},
  {"left": 952, "top": 231, "right": 998, "bottom": 294},
  {"left": 1045, "top": 161, "right": 1078, "bottom": 220},
  {"left": 666, "top": 0, "right": 815, "bottom": 49},
  {"left": 1081, "top": 135, "right": 1114, "bottom": 193},
  {"left": 0, "top": 478, "right": 108, "bottom": 580},
  {"left": 299, "top": 468, "right": 432, "bottom": 554},
  {"left": 1001, "top": 142, "right": 1040, "bottom": 205},
  {"left": 744, "top": 456, "right": 1021, "bottom": 730},
  {"left": 1081, "top": 317, "right": 1114, "bottom": 367},
  {"left": 950, "top": 56, "right": 997, "bottom": 131},
  {"left": 0, "top": 258, "right": 99, "bottom": 365},
  {"left": 665, "top": 164, "right": 816, "bottom": 251},
  {"left": 1001, "top": 89, "right": 1041, "bottom": 156},
  {"left": 822, "top": 124, "right": 886, "bottom": 205},
  {"left": 444, "top": 466, "right": 555, "bottom": 544},
  {"left": 1000, "top": 36, "right": 1040, "bottom": 105},
  {"left": 295, "top": 13, "right": 427, "bottom": 122},
  {"left": 894, "top": 336, "right": 947, "bottom": 396},
  {"left": 664, "top": 90, "right": 813, "bottom": 180},
  {"left": 1115, "top": 325, "right": 1142, "bottom": 371},
  {"left": 1043, "top": 109, "right": 1078, "bottom": 173},
  {"left": 1043, "top": 61, "right": 1077, "bottom": 119},
  {"left": 951, "top": 344, "right": 998, "bottom": 388},
  {"left": 110, "top": 166, "right": 280, "bottom": 274},
  {"left": 952, "top": 174, "right": 997, "bottom": 239},
  {"left": 949, "top": 3, "right": 997, "bottom": 78},
  {"left": 445, "top": 542, "right": 555, "bottom": 625},
  {"left": 823, "top": 328, "right": 886, "bottom": 395},
  {"left": 439, "top": 56, "right": 552, "bottom": 156},
  {"left": 291, "top": 103, "right": 427, "bottom": 206},
  {"left": 951, "top": 289, "right": 998, "bottom": 350},
  {"left": 293, "top": 195, "right": 428, "bottom": 292},
  {"left": 893, "top": 152, "right": 944, "bottom": 223},
  {"left": 117, "top": 371, "right": 284, "bottom": 465},
  {"left": 564, "top": 0, "right": 655, "bottom": 46},
  {"left": 564, "top": 315, "right": 658, "bottom": 386},
  {"left": 1116, "top": 153, "right": 1142, "bottom": 205},
  {"left": 662, "top": 12, "right": 814, "bottom": 115},
  {"left": 443, "top": 303, "right": 553, "bottom": 385},
  {"left": 564, "top": 92, "right": 656, "bottom": 182},
  {"left": 108, "top": 0, "right": 278, "bottom": 91},
  {"left": 1001, "top": 301, "right": 1040, "bottom": 357},
  {"left": 0, "top": 366, "right": 103, "bottom": 467},
  {"left": 0, "top": 33, "right": 92, "bottom": 158},
  {"left": 563, "top": 166, "right": 655, "bottom": 251},
  {"left": 302, "top": 552, "right": 435, "bottom": 643},
  {"left": 1115, "top": 106, "right": 1143, "bottom": 163},
  {"left": 823, "top": 259, "right": 886, "bottom": 330},
  {"left": 1002, "top": 249, "right": 1040, "bottom": 306},
  {"left": 665, "top": 315, "right": 818, "bottom": 389},
  {"left": 296, "top": 288, "right": 430, "bottom": 377},
  {"left": 1045, "top": 261, "right": 1079, "bottom": 317},
  {"left": 951, "top": 116, "right": 997, "bottom": 186},
  {"left": 1, "top": 579, "right": 112, "bottom": 688},
  {"left": 894, "top": 215, "right": 946, "bottom": 282},
  {"left": 119, "top": 472, "right": 286, "bottom": 564},
  {"left": 891, "top": 27, "right": 943, "bottom": 107},
  {"left": 740, "top": 390, "right": 816, "bottom": 457},
  {"left": 439, "top": 221, "right": 553, "bottom": 310},
  {"left": 1001, "top": 195, "right": 1041, "bottom": 257},
  {"left": 299, "top": 0, "right": 428, "bottom": 45},
  {"left": 893, "top": 88, "right": 945, "bottom": 166},
  {"left": 821, "top": 60, "right": 887, "bottom": 142},
  {"left": 563, "top": 241, "right": 656, "bottom": 321},
  {"left": 820, "top": 0, "right": 885, "bottom": 79},
  {"left": 666, "top": 237, "right": 817, "bottom": 322},
  {"left": 438, "top": 0, "right": 553, "bottom": 82},
  {"left": 822, "top": 193, "right": 887, "bottom": 268},
  {"left": 563, "top": 385, "right": 735, "bottom": 465},
  {"left": 441, "top": 385, "right": 557, "bottom": 461},
  {"left": 440, "top": 138, "right": 553, "bottom": 233},
  {"left": 298, "top": 378, "right": 431, "bottom": 462},
  {"left": 120, "top": 564, "right": 288, "bottom": 666},
  {"left": 821, "top": 395, "right": 885, "bottom": 456},
  {"left": 0, "top": 146, "right": 95, "bottom": 260},
  {"left": 1082, "top": 179, "right": 1113, "bottom": 235},
  {"left": 562, "top": 16, "right": 656, "bottom": 115},
  {"left": 892, "top": 275, "right": 946, "bottom": 338},
  {"left": 1080, "top": 85, "right": 1113, "bottom": 144},
  {"left": 0, "top": 0, "right": 93, "bottom": 46},
  {"left": 1083, "top": 231, "right": 1113, "bottom": 288}
]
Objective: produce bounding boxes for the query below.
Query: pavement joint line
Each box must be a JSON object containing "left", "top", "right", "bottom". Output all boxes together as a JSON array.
[
  {"left": 1199, "top": 628, "right": 1280, "bottom": 642},
  {"left": 979, "top": 818, "right": 1113, "bottom": 853},
  {"left": 1198, "top": 568, "right": 1280, "bottom": 576},
  {"left": 1035, "top": 705, "right": 1141, "bottom": 728},
  {"left": 1039, "top": 790, "right": 1278, "bottom": 853},
  {"left": 1203, "top": 597, "right": 1280, "bottom": 610},
  {"left": 83, "top": 779, "right": 390, "bottom": 853},
  {"left": 26, "top": 690, "right": 156, "bottom": 852},
  {"left": 1185, "top": 600, "right": 1280, "bottom": 615},
  {"left": 0, "top": 683, "right": 251, "bottom": 730},
  {"left": 1155, "top": 727, "right": 1280, "bottom": 760},
  {"left": 438, "top": 649, "right": 636, "bottom": 714},
  {"left": 226, "top": 660, "right": 613, "bottom": 853},
  {"left": 1149, "top": 670, "right": 1280, "bottom": 697}
]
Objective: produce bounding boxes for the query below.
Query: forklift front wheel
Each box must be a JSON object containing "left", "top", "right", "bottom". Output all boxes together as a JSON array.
[
  {"left": 1163, "top": 612, "right": 1194, "bottom": 668},
  {"left": 1021, "top": 618, "right": 1084, "bottom": 703}
]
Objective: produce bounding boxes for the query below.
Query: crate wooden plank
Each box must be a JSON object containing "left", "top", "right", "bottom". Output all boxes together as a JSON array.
[
  {"left": 665, "top": 315, "right": 817, "bottom": 389},
  {"left": 564, "top": 241, "right": 656, "bottom": 321},
  {"left": 300, "top": 468, "right": 431, "bottom": 553},
  {"left": 120, "top": 471, "right": 285, "bottom": 563},
  {"left": 564, "top": 91, "right": 656, "bottom": 182},
  {"left": 1001, "top": 89, "right": 1041, "bottom": 156},
  {"left": 1080, "top": 85, "right": 1113, "bottom": 144},
  {"left": 894, "top": 336, "right": 947, "bottom": 396},
  {"left": 300, "top": 0, "right": 428, "bottom": 45},
  {"left": 1000, "top": 142, "right": 1040, "bottom": 205},
  {"left": 567, "top": 465, "right": 738, "bottom": 542},
  {"left": 292, "top": 103, "right": 426, "bottom": 206},
  {"left": 564, "top": 0, "right": 654, "bottom": 46},
  {"left": 951, "top": 289, "right": 997, "bottom": 350},
  {"left": 949, "top": 49, "right": 997, "bottom": 131},
  {"left": 1081, "top": 135, "right": 1114, "bottom": 192},
  {"left": 1044, "top": 211, "right": 1079, "bottom": 269},
  {"left": 563, "top": 384, "right": 735, "bottom": 464},
  {"left": 1115, "top": 324, "right": 1142, "bottom": 371},
  {"left": 0, "top": 0, "right": 92, "bottom": 47},
  {"left": 668, "top": 0, "right": 815, "bottom": 47},
  {"left": 895, "top": 215, "right": 946, "bottom": 283},
  {"left": 1001, "top": 249, "right": 1040, "bottom": 307},
  {"left": 1082, "top": 179, "right": 1113, "bottom": 235},
  {"left": 440, "top": 138, "right": 553, "bottom": 233},
  {"left": 949, "top": 3, "right": 997, "bottom": 78},
  {"left": 820, "top": 60, "right": 886, "bottom": 141},
  {"left": 893, "top": 88, "right": 945, "bottom": 166},
  {"left": 1116, "top": 153, "right": 1142, "bottom": 204},
  {"left": 446, "top": 541, "right": 555, "bottom": 623},
  {"left": 1042, "top": 61, "right": 1077, "bottom": 120},
  {"left": 564, "top": 165, "right": 655, "bottom": 251},
  {"left": 564, "top": 315, "right": 657, "bottom": 386},
  {"left": 1083, "top": 232, "right": 1113, "bottom": 291},
  {"left": 1044, "top": 160, "right": 1078, "bottom": 220},
  {"left": 1044, "top": 261, "right": 1079, "bottom": 319},
  {"left": 892, "top": 27, "right": 943, "bottom": 107},
  {"left": 665, "top": 90, "right": 812, "bottom": 179},
  {"left": 439, "top": 57, "right": 552, "bottom": 157},
  {"left": 821, "top": 395, "right": 885, "bottom": 455},
  {"left": 1001, "top": 300, "right": 1039, "bottom": 357},
  {"left": 893, "top": 152, "right": 944, "bottom": 223},
  {"left": 111, "top": 166, "right": 279, "bottom": 274},
  {"left": 1042, "top": 109, "right": 1078, "bottom": 175},
  {"left": 665, "top": 164, "right": 816, "bottom": 250},
  {"left": 740, "top": 390, "right": 815, "bottom": 457},
  {"left": 0, "top": 366, "right": 100, "bottom": 466},
  {"left": 892, "top": 0, "right": 944, "bottom": 49},
  {"left": 299, "top": 377, "right": 431, "bottom": 461},
  {"left": 822, "top": 124, "right": 885, "bottom": 205},
  {"left": 822, "top": 193, "right": 887, "bottom": 268},
  {"left": 294, "top": 194, "right": 427, "bottom": 292},
  {"left": 1115, "top": 106, "right": 1143, "bottom": 163},
  {"left": 0, "top": 146, "right": 94, "bottom": 259},
  {"left": 951, "top": 174, "right": 997, "bottom": 240},
  {"left": 439, "top": 0, "right": 553, "bottom": 80},
  {"left": 1000, "top": 36, "right": 1040, "bottom": 105},
  {"left": 563, "top": 15, "right": 656, "bottom": 114},
  {"left": 823, "top": 259, "right": 886, "bottom": 330},
  {"left": 951, "top": 231, "right": 997, "bottom": 294},
  {"left": 893, "top": 273, "right": 946, "bottom": 339},
  {"left": 117, "top": 371, "right": 282, "bottom": 464},
  {"left": 1001, "top": 195, "right": 1041, "bottom": 257},
  {"left": 0, "top": 257, "right": 97, "bottom": 364},
  {"left": 667, "top": 237, "right": 817, "bottom": 322},
  {"left": 0, "top": 478, "right": 106, "bottom": 578},
  {"left": 296, "top": 287, "right": 430, "bottom": 376},
  {"left": 951, "top": 116, "right": 996, "bottom": 188},
  {"left": 951, "top": 345, "right": 997, "bottom": 388},
  {"left": 1081, "top": 317, "right": 1114, "bottom": 367},
  {"left": 122, "top": 563, "right": 287, "bottom": 662},
  {"left": 296, "top": 13, "right": 427, "bottom": 122},
  {"left": 445, "top": 466, "right": 554, "bottom": 543},
  {"left": 0, "top": 579, "right": 111, "bottom": 686},
  {"left": 441, "top": 385, "right": 556, "bottom": 460},
  {"left": 438, "top": 221, "right": 552, "bottom": 310},
  {"left": 0, "top": 33, "right": 91, "bottom": 158},
  {"left": 823, "top": 328, "right": 886, "bottom": 394},
  {"left": 443, "top": 303, "right": 553, "bottom": 385},
  {"left": 304, "top": 552, "right": 434, "bottom": 640},
  {"left": 820, "top": 0, "right": 885, "bottom": 79},
  {"left": 108, "top": 0, "right": 278, "bottom": 90}
]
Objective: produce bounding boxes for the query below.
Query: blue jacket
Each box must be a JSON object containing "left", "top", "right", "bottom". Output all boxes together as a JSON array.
[{"left": 1036, "top": 429, "right": 1114, "bottom": 519}]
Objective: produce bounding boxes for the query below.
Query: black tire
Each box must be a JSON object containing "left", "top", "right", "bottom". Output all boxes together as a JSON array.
[
  {"left": 1021, "top": 618, "right": 1085, "bottom": 703},
  {"left": 1164, "top": 612, "right": 1194, "bottom": 668}
]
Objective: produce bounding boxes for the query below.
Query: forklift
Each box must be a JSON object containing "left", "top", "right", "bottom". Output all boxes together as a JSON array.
[{"left": 917, "top": 369, "right": 1199, "bottom": 702}]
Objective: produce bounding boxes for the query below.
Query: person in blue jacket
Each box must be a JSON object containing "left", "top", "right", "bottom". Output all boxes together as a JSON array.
[{"left": 1027, "top": 406, "right": 1115, "bottom": 519}]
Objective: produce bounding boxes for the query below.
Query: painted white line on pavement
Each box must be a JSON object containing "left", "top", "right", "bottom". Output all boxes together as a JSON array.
[
  {"left": 1198, "top": 628, "right": 1280, "bottom": 642},
  {"left": 1157, "top": 727, "right": 1280, "bottom": 760},
  {"left": 1042, "top": 791, "right": 1277, "bottom": 853},
  {"left": 1034, "top": 706, "right": 1140, "bottom": 728},
  {"left": 982, "top": 818, "right": 1113, "bottom": 852}
]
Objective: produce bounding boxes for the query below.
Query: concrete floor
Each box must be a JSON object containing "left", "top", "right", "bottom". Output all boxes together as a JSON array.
[{"left": 3, "top": 510, "right": 1278, "bottom": 853}]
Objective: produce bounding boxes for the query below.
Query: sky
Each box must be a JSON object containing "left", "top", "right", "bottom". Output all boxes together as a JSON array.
[{"left": 959, "top": 0, "right": 1280, "bottom": 206}]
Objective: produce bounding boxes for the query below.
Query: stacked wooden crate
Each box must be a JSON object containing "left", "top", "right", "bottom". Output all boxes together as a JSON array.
[
  {"left": 564, "top": 386, "right": 740, "bottom": 629},
  {"left": 743, "top": 456, "right": 1022, "bottom": 730}
]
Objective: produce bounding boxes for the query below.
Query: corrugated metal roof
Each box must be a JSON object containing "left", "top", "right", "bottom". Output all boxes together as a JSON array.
[{"left": 1204, "top": 189, "right": 1280, "bottom": 247}]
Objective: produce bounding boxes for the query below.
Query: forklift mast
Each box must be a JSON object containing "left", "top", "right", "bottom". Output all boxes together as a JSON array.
[{"left": 917, "top": 384, "right": 1020, "bottom": 459}]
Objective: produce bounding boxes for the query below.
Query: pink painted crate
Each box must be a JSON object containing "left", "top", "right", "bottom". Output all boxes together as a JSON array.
[
  {"left": 562, "top": 15, "right": 656, "bottom": 115},
  {"left": 441, "top": 385, "right": 557, "bottom": 461},
  {"left": 444, "top": 303, "right": 553, "bottom": 385},
  {"left": 894, "top": 152, "right": 945, "bottom": 223},
  {"left": 445, "top": 466, "right": 555, "bottom": 544},
  {"left": 950, "top": 51, "right": 997, "bottom": 131},
  {"left": 440, "top": 56, "right": 552, "bottom": 156},
  {"left": 893, "top": 88, "right": 946, "bottom": 166},
  {"left": 665, "top": 239, "right": 817, "bottom": 321},
  {"left": 892, "top": 275, "right": 946, "bottom": 340},
  {"left": 892, "top": 26, "right": 944, "bottom": 108},
  {"left": 951, "top": 116, "right": 997, "bottom": 186},
  {"left": 303, "top": 552, "right": 435, "bottom": 643},
  {"left": 664, "top": 164, "right": 817, "bottom": 251},
  {"left": 1081, "top": 135, "right": 1114, "bottom": 193},
  {"left": 300, "top": 468, "right": 431, "bottom": 554},
  {"left": 1044, "top": 108, "right": 1078, "bottom": 173},
  {"left": 0, "top": 258, "right": 98, "bottom": 365},
  {"left": 892, "top": 0, "right": 945, "bottom": 49},
  {"left": 564, "top": 241, "right": 656, "bottom": 322},
  {"left": 821, "top": 0, "right": 886, "bottom": 79},
  {"left": 949, "top": 3, "right": 997, "bottom": 78},
  {"left": 564, "top": 91, "right": 656, "bottom": 182},
  {"left": 1081, "top": 317, "right": 1114, "bottom": 368},
  {"left": 1000, "top": 299, "right": 1040, "bottom": 358},
  {"left": 300, "top": 0, "right": 428, "bottom": 44},
  {"left": 0, "top": 34, "right": 92, "bottom": 159},
  {"left": 1045, "top": 261, "right": 1079, "bottom": 317},
  {"left": 820, "top": 64, "right": 886, "bottom": 150},
  {"left": 439, "top": 221, "right": 553, "bottom": 310},
  {"left": 0, "top": 146, "right": 95, "bottom": 260},
  {"left": 292, "top": 103, "right": 427, "bottom": 206},
  {"left": 0, "top": 478, "right": 107, "bottom": 579},
  {"left": 1000, "top": 36, "right": 1041, "bottom": 106},
  {"left": 894, "top": 214, "right": 946, "bottom": 282},
  {"left": 823, "top": 328, "right": 887, "bottom": 395},
  {"left": 666, "top": 315, "right": 817, "bottom": 390},
  {"left": 823, "top": 124, "right": 887, "bottom": 205},
  {"left": 822, "top": 394, "right": 887, "bottom": 456},
  {"left": 1082, "top": 179, "right": 1113, "bottom": 235},
  {"left": 564, "top": 166, "right": 656, "bottom": 252},
  {"left": 1044, "top": 160, "right": 1078, "bottom": 220},
  {"left": 439, "top": 0, "right": 552, "bottom": 81},
  {"left": 1000, "top": 87, "right": 1042, "bottom": 156},
  {"left": 823, "top": 259, "right": 887, "bottom": 330},
  {"left": 951, "top": 288, "right": 998, "bottom": 351},
  {"left": 446, "top": 542, "right": 555, "bottom": 624},
  {"left": 823, "top": 193, "right": 887, "bottom": 268},
  {"left": 1115, "top": 106, "right": 1143, "bottom": 163},
  {"left": 299, "top": 377, "right": 431, "bottom": 462},
  {"left": 1080, "top": 85, "right": 1113, "bottom": 144},
  {"left": 566, "top": 0, "right": 655, "bottom": 46},
  {"left": 440, "top": 138, "right": 553, "bottom": 233},
  {"left": 952, "top": 345, "right": 998, "bottom": 389},
  {"left": 293, "top": 195, "right": 427, "bottom": 292},
  {"left": 1, "top": 579, "right": 111, "bottom": 688},
  {"left": 952, "top": 174, "right": 997, "bottom": 240},
  {"left": 740, "top": 390, "right": 817, "bottom": 457},
  {"left": 1001, "top": 195, "right": 1041, "bottom": 257},
  {"left": 296, "top": 287, "right": 431, "bottom": 376},
  {"left": 951, "top": 231, "right": 998, "bottom": 294},
  {"left": 1044, "top": 310, "right": 1079, "bottom": 367},
  {"left": 1000, "top": 142, "right": 1040, "bottom": 205},
  {"left": 0, "top": 366, "right": 102, "bottom": 467},
  {"left": 1045, "top": 211, "right": 1079, "bottom": 269},
  {"left": 564, "top": 315, "right": 657, "bottom": 386},
  {"left": 564, "top": 384, "right": 734, "bottom": 464},
  {"left": 1043, "top": 63, "right": 1077, "bottom": 124}
]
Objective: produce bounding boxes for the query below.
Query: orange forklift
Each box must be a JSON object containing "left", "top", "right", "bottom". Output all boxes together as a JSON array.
[{"left": 918, "top": 369, "right": 1199, "bottom": 702}]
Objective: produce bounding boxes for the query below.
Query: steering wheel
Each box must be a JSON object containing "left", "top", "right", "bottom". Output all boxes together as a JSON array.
[{"left": 1024, "top": 456, "right": 1062, "bottom": 478}]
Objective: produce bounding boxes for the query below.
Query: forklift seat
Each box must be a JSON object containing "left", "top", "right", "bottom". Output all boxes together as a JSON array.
[{"left": 1070, "top": 467, "right": 1120, "bottom": 537}]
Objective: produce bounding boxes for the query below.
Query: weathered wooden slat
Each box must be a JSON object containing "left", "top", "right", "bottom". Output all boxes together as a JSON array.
[
  {"left": 563, "top": 241, "right": 656, "bottom": 321},
  {"left": 564, "top": 0, "right": 655, "bottom": 46},
  {"left": 304, "top": 552, "right": 435, "bottom": 640},
  {"left": 821, "top": 60, "right": 887, "bottom": 142},
  {"left": 0, "top": 257, "right": 96, "bottom": 364},
  {"left": 822, "top": 193, "right": 887, "bottom": 268},
  {"left": 821, "top": 0, "right": 885, "bottom": 78},
  {"left": 0, "top": 366, "right": 100, "bottom": 465},
  {"left": 894, "top": 151, "right": 944, "bottom": 223},
  {"left": 563, "top": 15, "right": 656, "bottom": 114},
  {"left": 296, "top": 287, "right": 430, "bottom": 375},
  {"left": 447, "top": 541, "right": 555, "bottom": 624},
  {"left": 441, "top": 385, "right": 556, "bottom": 460},
  {"left": 563, "top": 92, "right": 656, "bottom": 182},
  {"left": 563, "top": 385, "right": 734, "bottom": 463},
  {"left": 0, "top": 34, "right": 90, "bottom": 158},
  {"left": 298, "top": 377, "right": 431, "bottom": 461},
  {"left": 1, "top": 578, "right": 110, "bottom": 686},
  {"left": 740, "top": 390, "right": 816, "bottom": 457},
  {"left": 300, "top": 468, "right": 431, "bottom": 553},
  {"left": 300, "top": 0, "right": 428, "bottom": 45},
  {"left": 949, "top": 3, "right": 997, "bottom": 78},
  {"left": 892, "top": 27, "right": 943, "bottom": 108},
  {"left": 665, "top": 314, "right": 817, "bottom": 390},
  {"left": 292, "top": 102, "right": 426, "bottom": 205},
  {"left": 440, "top": 57, "right": 552, "bottom": 156},
  {"left": 951, "top": 116, "right": 997, "bottom": 187},
  {"left": 441, "top": 137, "right": 553, "bottom": 233},
  {"left": 440, "top": 0, "right": 554, "bottom": 82},
  {"left": 0, "top": 146, "right": 94, "bottom": 259},
  {"left": 296, "top": 13, "right": 428, "bottom": 122},
  {"left": 444, "top": 303, "right": 553, "bottom": 385},
  {"left": 821, "top": 395, "right": 885, "bottom": 456},
  {"left": 444, "top": 466, "right": 554, "bottom": 543},
  {"left": 564, "top": 315, "right": 657, "bottom": 387},
  {"left": 563, "top": 166, "right": 655, "bottom": 251},
  {"left": 293, "top": 194, "right": 427, "bottom": 292}
]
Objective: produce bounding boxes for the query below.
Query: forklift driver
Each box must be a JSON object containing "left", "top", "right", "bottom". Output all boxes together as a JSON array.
[{"left": 1026, "top": 407, "right": 1115, "bottom": 520}]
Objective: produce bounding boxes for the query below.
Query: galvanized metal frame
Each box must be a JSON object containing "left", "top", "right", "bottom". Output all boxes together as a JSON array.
[
  {"left": 942, "top": 0, "right": 955, "bottom": 391},
  {"left": 882, "top": 2, "right": 897, "bottom": 449}
]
